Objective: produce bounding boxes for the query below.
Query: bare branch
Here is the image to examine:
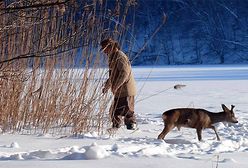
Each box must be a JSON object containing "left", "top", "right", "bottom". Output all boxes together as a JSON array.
[{"left": 0, "top": 0, "right": 70, "bottom": 12}]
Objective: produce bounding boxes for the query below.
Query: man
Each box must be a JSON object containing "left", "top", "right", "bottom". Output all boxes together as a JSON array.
[{"left": 100, "top": 38, "right": 137, "bottom": 130}]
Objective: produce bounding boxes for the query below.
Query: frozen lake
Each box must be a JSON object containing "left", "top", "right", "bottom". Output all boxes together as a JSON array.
[{"left": 134, "top": 64, "right": 248, "bottom": 81}]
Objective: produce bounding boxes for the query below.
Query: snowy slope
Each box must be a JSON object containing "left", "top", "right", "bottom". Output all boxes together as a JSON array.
[{"left": 0, "top": 65, "right": 248, "bottom": 168}]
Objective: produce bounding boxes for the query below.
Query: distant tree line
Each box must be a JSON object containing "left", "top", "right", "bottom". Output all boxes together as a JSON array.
[{"left": 130, "top": 0, "right": 248, "bottom": 65}]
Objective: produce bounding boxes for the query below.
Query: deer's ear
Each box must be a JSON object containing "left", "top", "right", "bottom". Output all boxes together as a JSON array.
[
  {"left": 222, "top": 104, "right": 229, "bottom": 112},
  {"left": 231, "top": 105, "right": 235, "bottom": 111}
]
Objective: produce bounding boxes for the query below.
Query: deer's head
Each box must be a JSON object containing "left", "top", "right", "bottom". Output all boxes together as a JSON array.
[{"left": 221, "top": 104, "right": 238, "bottom": 123}]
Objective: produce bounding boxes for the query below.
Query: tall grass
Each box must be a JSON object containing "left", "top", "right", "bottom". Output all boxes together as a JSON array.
[{"left": 0, "top": 0, "right": 136, "bottom": 135}]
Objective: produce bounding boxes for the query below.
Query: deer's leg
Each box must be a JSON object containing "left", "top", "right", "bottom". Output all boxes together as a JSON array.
[
  {"left": 210, "top": 125, "right": 220, "bottom": 141},
  {"left": 158, "top": 123, "right": 175, "bottom": 140},
  {"left": 196, "top": 128, "right": 203, "bottom": 141}
]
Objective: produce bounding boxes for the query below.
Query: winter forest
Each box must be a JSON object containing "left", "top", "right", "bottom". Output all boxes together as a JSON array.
[{"left": 130, "top": 0, "right": 248, "bottom": 65}]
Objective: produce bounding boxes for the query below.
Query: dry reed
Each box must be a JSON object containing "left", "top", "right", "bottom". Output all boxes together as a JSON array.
[{"left": 0, "top": 0, "right": 136, "bottom": 135}]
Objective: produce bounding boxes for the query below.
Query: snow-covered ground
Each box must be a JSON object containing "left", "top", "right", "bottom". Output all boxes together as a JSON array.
[{"left": 1, "top": 65, "right": 248, "bottom": 168}]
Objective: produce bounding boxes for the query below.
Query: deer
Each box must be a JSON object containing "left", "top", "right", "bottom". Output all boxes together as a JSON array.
[{"left": 158, "top": 104, "right": 238, "bottom": 141}]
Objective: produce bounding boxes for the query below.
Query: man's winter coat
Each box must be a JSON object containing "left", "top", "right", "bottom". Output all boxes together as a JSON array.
[{"left": 107, "top": 50, "right": 136, "bottom": 98}]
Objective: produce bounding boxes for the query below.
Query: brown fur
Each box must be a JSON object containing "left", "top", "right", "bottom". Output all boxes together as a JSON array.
[{"left": 158, "top": 104, "right": 238, "bottom": 141}]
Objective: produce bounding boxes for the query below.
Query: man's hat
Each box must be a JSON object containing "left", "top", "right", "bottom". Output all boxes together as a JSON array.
[{"left": 100, "top": 38, "right": 113, "bottom": 52}]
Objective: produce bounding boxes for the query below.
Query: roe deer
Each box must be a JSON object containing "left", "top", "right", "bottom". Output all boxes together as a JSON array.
[{"left": 158, "top": 104, "right": 238, "bottom": 141}]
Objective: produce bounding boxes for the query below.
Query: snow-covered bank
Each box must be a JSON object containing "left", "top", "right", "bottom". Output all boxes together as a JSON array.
[
  {"left": 1, "top": 117, "right": 248, "bottom": 161},
  {"left": 1, "top": 153, "right": 247, "bottom": 168},
  {"left": 0, "top": 131, "right": 248, "bottom": 168},
  {"left": 1, "top": 65, "right": 248, "bottom": 167}
]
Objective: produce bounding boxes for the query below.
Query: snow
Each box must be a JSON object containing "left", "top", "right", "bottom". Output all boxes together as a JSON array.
[
  {"left": 1, "top": 65, "right": 248, "bottom": 168},
  {"left": 10, "top": 142, "right": 20, "bottom": 149}
]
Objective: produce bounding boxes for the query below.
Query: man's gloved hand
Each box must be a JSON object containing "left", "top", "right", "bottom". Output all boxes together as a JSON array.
[
  {"left": 102, "top": 79, "right": 111, "bottom": 94},
  {"left": 102, "top": 86, "right": 109, "bottom": 94}
]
